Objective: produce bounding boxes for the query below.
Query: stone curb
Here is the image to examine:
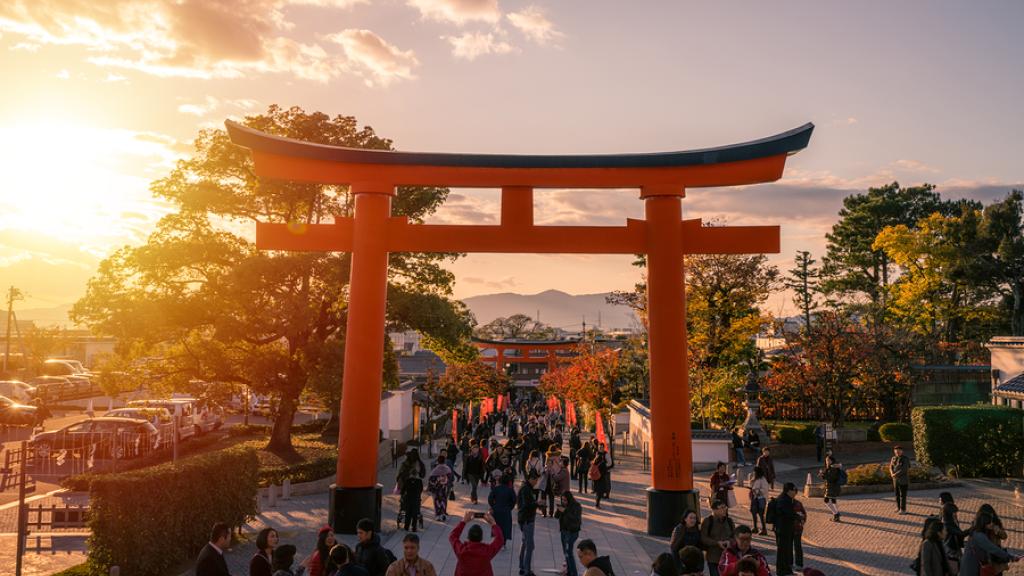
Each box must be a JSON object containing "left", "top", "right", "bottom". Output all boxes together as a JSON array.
[{"left": 803, "top": 480, "right": 961, "bottom": 498}]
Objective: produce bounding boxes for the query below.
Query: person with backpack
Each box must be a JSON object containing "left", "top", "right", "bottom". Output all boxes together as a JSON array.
[
  {"left": 355, "top": 518, "right": 394, "bottom": 576},
  {"left": 818, "top": 454, "right": 845, "bottom": 522},
  {"left": 747, "top": 467, "right": 770, "bottom": 535},
  {"left": 792, "top": 492, "right": 807, "bottom": 571},
  {"left": 773, "top": 482, "right": 799, "bottom": 576},
  {"left": 591, "top": 447, "right": 614, "bottom": 509},
  {"left": 700, "top": 499, "right": 736, "bottom": 576},
  {"left": 517, "top": 472, "right": 541, "bottom": 576},
  {"left": 576, "top": 539, "right": 615, "bottom": 576}
]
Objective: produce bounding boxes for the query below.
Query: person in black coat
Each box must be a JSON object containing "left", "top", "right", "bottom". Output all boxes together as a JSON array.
[
  {"left": 354, "top": 518, "right": 391, "bottom": 576},
  {"left": 774, "top": 483, "right": 799, "bottom": 576},
  {"left": 195, "top": 522, "right": 232, "bottom": 576}
]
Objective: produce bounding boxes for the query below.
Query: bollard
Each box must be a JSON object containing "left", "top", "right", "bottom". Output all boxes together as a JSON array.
[
  {"left": 806, "top": 472, "right": 814, "bottom": 486},
  {"left": 268, "top": 484, "right": 277, "bottom": 507},
  {"left": 282, "top": 478, "right": 291, "bottom": 500},
  {"left": 110, "top": 566, "right": 120, "bottom": 576},
  {"left": 1015, "top": 485, "right": 1020, "bottom": 500}
]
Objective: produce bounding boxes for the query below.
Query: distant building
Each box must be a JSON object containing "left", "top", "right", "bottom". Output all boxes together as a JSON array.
[
  {"left": 986, "top": 336, "right": 1024, "bottom": 409},
  {"left": 389, "top": 330, "right": 423, "bottom": 355},
  {"left": 396, "top": 349, "right": 446, "bottom": 383}
]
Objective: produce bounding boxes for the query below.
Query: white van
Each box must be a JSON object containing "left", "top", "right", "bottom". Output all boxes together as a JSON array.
[{"left": 0, "top": 380, "right": 36, "bottom": 403}]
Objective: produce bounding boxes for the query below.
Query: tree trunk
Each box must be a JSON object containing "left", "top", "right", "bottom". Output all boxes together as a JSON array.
[{"left": 266, "top": 393, "right": 299, "bottom": 456}]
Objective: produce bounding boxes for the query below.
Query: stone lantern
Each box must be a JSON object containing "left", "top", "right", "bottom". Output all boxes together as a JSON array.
[{"left": 741, "top": 370, "right": 768, "bottom": 447}]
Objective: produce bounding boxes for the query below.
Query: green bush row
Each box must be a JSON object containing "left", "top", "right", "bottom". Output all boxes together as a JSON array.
[
  {"left": 878, "top": 422, "right": 913, "bottom": 442},
  {"left": 912, "top": 405, "right": 1024, "bottom": 477},
  {"left": 845, "top": 462, "right": 937, "bottom": 486},
  {"left": 50, "top": 563, "right": 95, "bottom": 576},
  {"left": 86, "top": 446, "right": 259, "bottom": 576},
  {"left": 259, "top": 455, "right": 336, "bottom": 486},
  {"left": 772, "top": 423, "right": 817, "bottom": 444}
]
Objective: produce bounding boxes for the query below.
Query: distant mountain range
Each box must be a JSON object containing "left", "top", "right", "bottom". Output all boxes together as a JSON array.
[
  {"left": 13, "top": 290, "right": 642, "bottom": 333},
  {"left": 461, "top": 290, "right": 640, "bottom": 331}
]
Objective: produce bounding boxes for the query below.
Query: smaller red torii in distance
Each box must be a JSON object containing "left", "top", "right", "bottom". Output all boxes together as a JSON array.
[{"left": 227, "top": 120, "right": 813, "bottom": 535}]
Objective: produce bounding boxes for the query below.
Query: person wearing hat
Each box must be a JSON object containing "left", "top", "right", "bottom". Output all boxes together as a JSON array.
[
  {"left": 889, "top": 445, "right": 910, "bottom": 515},
  {"left": 307, "top": 526, "right": 336, "bottom": 576}
]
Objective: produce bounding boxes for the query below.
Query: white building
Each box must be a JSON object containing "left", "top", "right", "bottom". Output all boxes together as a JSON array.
[{"left": 985, "top": 336, "right": 1024, "bottom": 409}]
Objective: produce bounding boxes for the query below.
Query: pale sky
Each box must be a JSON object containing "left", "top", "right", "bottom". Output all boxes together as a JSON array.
[{"left": 1, "top": 1, "right": 1022, "bottom": 318}]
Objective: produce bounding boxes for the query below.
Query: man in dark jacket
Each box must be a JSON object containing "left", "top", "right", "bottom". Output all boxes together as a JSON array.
[
  {"left": 576, "top": 539, "right": 614, "bottom": 576},
  {"left": 517, "top": 473, "right": 540, "bottom": 576},
  {"left": 355, "top": 518, "right": 392, "bottom": 576},
  {"left": 773, "top": 482, "right": 799, "bottom": 576},
  {"left": 889, "top": 445, "right": 910, "bottom": 515},
  {"left": 556, "top": 492, "right": 583, "bottom": 576},
  {"left": 195, "top": 522, "right": 231, "bottom": 576}
]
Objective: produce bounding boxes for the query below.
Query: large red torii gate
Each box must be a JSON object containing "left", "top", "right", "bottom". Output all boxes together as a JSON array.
[{"left": 227, "top": 120, "right": 813, "bottom": 535}]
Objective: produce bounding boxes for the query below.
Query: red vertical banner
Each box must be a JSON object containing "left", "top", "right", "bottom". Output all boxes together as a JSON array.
[
  {"left": 452, "top": 409, "right": 458, "bottom": 442},
  {"left": 596, "top": 411, "right": 607, "bottom": 447},
  {"left": 567, "top": 401, "right": 576, "bottom": 427},
  {"left": 496, "top": 395, "right": 503, "bottom": 411}
]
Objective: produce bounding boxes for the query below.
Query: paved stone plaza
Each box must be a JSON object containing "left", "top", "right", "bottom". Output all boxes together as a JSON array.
[{"left": 1, "top": 439, "right": 1021, "bottom": 575}]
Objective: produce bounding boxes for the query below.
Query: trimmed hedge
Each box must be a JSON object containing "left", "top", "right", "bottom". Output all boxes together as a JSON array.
[
  {"left": 773, "top": 423, "right": 816, "bottom": 444},
  {"left": 912, "top": 405, "right": 1024, "bottom": 477},
  {"left": 845, "top": 462, "right": 936, "bottom": 486},
  {"left": 867, "top": 421, "right": 884, "bottom": 442},
  {"left": 51, "top": 564, "right": 95, "bottom": 576},
  {"left": 86, "top": 446, "right": 258, "bottom": 576},
  {"left": 878, "top": 423, "right": 913, "bottom": 442}
]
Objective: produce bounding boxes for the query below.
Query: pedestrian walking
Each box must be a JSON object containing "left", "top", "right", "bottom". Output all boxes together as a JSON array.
[
  {"left": 773, "top": 482, "right": 798, "bottom": 576},
  {"left": 449, "top": 511, "right": 504, "bottom": 576},
  {"left": 517, "top": 472, "right": 540, "bottom": 576},
  {"left": 385, "top": 533, "right": 437, "bottom": 576},
  {"left": 575, "top": 441, "right": 593, "bottom": 494},
  {"left": 465, "top": 441, "right": 485, "bottom": 504},
  {"left": 918, "top": 520, "right": 950, "bottom": 576},
  {"left": 813, "top": 423, "right": 826, "bottom": 463},
  {"left": 670, "top": 509, "right": 702, "bottom": 569},
  {"left": 576, "top": 539, "right": 615, "bottom": 576},
  {"left": 591, "top": 447, "right": 614, "bottom": 509},
  {"left": 890, "top": 445, "right": 910, "bottom": 514},
  {"left": 488, "top": 471, "right": 517, "bottom": 548},
  {"left": 792, "top": 492, "right": 807, "bottom": 571},
  {"left": 700, "top": 500, "right": 736, "bottom": 576},
  {"left": 556, "top": 492, "right": 583, "bottom": 576},
  {"left": 939, "top": 492, "right": 964, "bottom": 573},
  {"left": 307, "top": 526, "right": 336, "bottom": 576},
  {"left": 250, "top": 527, "right": 279, "bottom": 576},
  {"left": 818, "top": 455, "right": 844, "bottom": 522},
  {"left": 195, "top": 522, "right": 232, "bottom": 576},
  {"left": 428, "top": 456, "right": 453, "bottom": 521},
  {"left": 731, "top": 429, "right": 747, "bottom": 467},
  {"left": 710, "top": 462, "right": 734, "bottom": 508},
  {"left": 399, "top": 471, "right": 423, "bottom": 532},
  {"left": 397, "top": 448, "right": 426, "bottom": 492},
  {"left": 959, "top": 510, "right": 1019, "bottom": 576},
  {"left": 717, "top": 525, "right": 770, "bottom": 576},
  {"left": 754, "top": 448, "right": 776, "bottom": 491},
  {"left": 355, "top": 518, "right": 392, "bottom": 576},
  {"left": 747, "top": 467, "right": 769, "bottom": 535},
  {"left": 569, "top": 427, "right": 582, "bottom": 476}
]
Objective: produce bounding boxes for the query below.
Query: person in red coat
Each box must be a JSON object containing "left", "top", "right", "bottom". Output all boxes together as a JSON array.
[{"left": 448, "top": 510, "right": 504, "bottom": 576}]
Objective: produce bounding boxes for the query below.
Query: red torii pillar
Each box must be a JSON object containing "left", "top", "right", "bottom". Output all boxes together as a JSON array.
[{"left": 227, "top": 120, "right": 813, "bottom": 535}]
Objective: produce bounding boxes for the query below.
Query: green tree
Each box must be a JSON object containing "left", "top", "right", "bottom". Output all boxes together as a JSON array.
[
  {"left": 980, "top": 190, "right": 1024, "bottom": 335},
  {"left": 822, "top": 182, "right": 950, "bottom": 320},
  {"left": 784, "top": 251, "right": 821, "bottom": 333},
  {"left": 474, "top": 313, "right": 555, "bottom": 340},
  {"left": 72, "top": 105, "right": 470, "bottom": 454}
]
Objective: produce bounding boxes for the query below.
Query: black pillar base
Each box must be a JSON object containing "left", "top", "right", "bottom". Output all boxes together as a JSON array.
[
  {"left": 329, "top": 484, "right": 382, "bottom": 534},
  {"left": 646, "top": 488, "right": 701, "bottom": 537}
]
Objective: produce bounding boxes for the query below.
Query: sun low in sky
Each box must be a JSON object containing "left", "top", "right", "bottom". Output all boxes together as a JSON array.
[{"left": 1, "top": 1, "right": 1022, "bottom": 314}]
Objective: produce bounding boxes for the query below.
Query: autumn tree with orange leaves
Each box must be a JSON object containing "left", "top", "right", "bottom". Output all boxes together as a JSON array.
[{"left": 423, "top": 361, "right": 511, "bottom": 412}]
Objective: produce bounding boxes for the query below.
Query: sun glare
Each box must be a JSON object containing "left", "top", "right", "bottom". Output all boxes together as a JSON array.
[{"left": 0, "top": 119, "right": 178, "bottom": 254}]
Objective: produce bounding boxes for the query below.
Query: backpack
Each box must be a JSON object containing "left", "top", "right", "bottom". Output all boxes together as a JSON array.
[
  {"left": 382, "top": 546, "right": 398, "bottom": 566},
  {"left": 765, "top": 497, "right": 778, "bottom": 525},
  {"left": 588, "top": 461, "right": 601, "bottom": 481},
  {"left": 838, "top": 468, "right": 849, "bottom": 486}
]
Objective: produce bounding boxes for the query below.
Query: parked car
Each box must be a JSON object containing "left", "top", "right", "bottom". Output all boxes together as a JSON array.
[
  {"left": 0, "top": 380, "right": 37, "bottom": 403},
  {"left": 42, "top": 358, "right": 89, "bottom": 376},
  {"left": 127, "top": 399, "right": 200, "bottom": 440},
  {"left": 0, "top": 394, "right": 37, "bottom": 426},
  {"left": 105, "top": 407, "right": 173, "bottom": 448},
  {"left": 31, "top": 417, "right": 159, "bottom": 459}
]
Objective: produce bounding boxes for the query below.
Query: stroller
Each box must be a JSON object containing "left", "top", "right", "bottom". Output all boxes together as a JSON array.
[{"left": 397, "top": 476, "right": 424, "bottom": 531}]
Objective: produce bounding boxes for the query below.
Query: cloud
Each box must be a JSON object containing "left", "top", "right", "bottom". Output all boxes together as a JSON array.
[
  {"left": 178, "top": 96, "right": 220, "bottom": 116},
  {"left": 507, "top": 5, "right": 562, "bottom": 45},
  {"left": 326, "top": 29, "right": 418, "bottom": 86},
  {"left": 891, "top": 159, "right": 940, "bottom": 174},
  {"left": 443, "top": 31, "right": 516, "bottom": 60},
  {"left": 462, "top": 276, "right": 519, "bottom": 290},
  {"left": 407, "top": 0, "right": 500, "bottom": 24},
  {"left": 0, "top": 0, "right": 391, "bottom": 83}
]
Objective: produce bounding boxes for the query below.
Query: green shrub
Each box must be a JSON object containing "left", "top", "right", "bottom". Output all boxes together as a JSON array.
[
  {"left": 50, "top": 564, "right": 97, "bottom": 576},
  {"left": 845, "top": 463, "right": 937, "bottom": 486},
  {"left": 912, "top": 405, "right": 1024, "bottom": 477},
  {"left": 878, "top": 422, "right": 913, "bottom": 442},
  {"left": 773, "top": 423, "right": 816, "bottom": 444},
  {"left": 259, "top": 455, "right": 336, "bottom": 486},
  {"left": 86, "top": 446, "right": 258, "bottom": 576}
]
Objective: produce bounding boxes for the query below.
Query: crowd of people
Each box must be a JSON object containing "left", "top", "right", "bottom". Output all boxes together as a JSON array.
[{"left": 193, "top": 402, "right": 1021, "bottom": 576}]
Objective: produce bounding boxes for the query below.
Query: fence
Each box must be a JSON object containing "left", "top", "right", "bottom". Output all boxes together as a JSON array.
[{"left": 28, "top": 428, "right": 166, "bottom": 479}]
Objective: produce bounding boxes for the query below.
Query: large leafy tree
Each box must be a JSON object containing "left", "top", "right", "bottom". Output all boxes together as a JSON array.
[
  {"left": 72, "top": 106, "right": 472, "bottom": 454},
  {"left": 474, "top": 314, "right": 556, "bottom": 340},
  {"left": 980, "top": 190, "right": 1024, "bottom": 335},
  {"left": 822, "top": 182, "right": 951, "bottom": 320},
  {"left": 424, "top": 361, "right": 511, "bottom": 412}
]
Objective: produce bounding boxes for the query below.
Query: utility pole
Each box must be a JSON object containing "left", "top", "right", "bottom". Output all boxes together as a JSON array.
[{"left": 4, "top": 286, "right": 23, "bottom": 373}]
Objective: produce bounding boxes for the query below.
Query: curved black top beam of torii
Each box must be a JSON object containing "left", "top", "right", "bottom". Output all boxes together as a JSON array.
[{"left": 226, "top": 121, "right": 814, "bottom": 169}]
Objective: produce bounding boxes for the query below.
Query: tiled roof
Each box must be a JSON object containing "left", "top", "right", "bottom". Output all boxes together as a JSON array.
[{"left": 995, "top": 372, "right": 1024, "bottom": 394}]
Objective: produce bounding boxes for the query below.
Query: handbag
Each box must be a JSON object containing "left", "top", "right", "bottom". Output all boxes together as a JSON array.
[{"left": 588, "top": 462, "right": 601, "bottom": 481}]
